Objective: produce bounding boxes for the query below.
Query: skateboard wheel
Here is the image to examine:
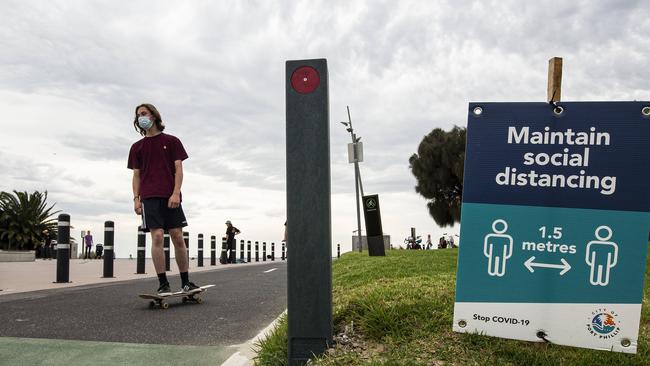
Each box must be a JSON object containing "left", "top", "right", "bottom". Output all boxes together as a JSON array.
[
  {"left": 196, "top": 297, "right": 203, "bottom": 304},
  {"left": 149, "top": 301, "right": 155, "bottom": 309},
  {"left": 182, "top": 297, "right": 188, "bottom": 303},
  {"left": 162, "top": 302, "right": 169, "bottom": 309}
]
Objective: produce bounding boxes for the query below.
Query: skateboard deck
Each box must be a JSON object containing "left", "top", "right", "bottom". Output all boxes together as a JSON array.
[{"left": 139, "top": 284, "right": 215, "bottom": 309}]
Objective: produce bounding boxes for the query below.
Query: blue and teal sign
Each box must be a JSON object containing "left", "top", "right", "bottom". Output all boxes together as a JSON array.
[{"left": 453, "top": 102, "right": 650, "bottom": 353}]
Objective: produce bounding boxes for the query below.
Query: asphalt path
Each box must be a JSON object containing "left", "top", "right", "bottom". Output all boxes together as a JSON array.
[{"left": 0, "top": 262, "right": 287, "bottom": 347}]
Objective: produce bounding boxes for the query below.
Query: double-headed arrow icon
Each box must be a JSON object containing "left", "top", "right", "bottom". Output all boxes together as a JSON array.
[{"left": 524, "top": 256, "right": 571, "bottom": 275}]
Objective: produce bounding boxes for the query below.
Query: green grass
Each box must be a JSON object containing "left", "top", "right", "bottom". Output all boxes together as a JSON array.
[{"left": 255, "top": 247, "right": 650, "bottom": 365}]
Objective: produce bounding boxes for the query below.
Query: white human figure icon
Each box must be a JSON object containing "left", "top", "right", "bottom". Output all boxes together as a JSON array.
[
  {"left": 483, "top": 219, "right": 513, "bottom": 277},
  {"left": 585, "top": 226, "right": 618, "bottom": 286}
]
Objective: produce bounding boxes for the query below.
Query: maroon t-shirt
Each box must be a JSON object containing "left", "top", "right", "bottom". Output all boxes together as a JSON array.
[{"left": 127, "top": 133, "right": 188, "bottom": 200}]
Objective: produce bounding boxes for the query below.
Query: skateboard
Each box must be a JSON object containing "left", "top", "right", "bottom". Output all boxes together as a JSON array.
[{"left": 139, "top": 284, "right": 215, "bottom": 309}]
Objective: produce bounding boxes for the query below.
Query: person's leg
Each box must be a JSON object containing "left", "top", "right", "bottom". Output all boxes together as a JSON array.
[
  {"left": 169, "top": 228, "right": 188, "bottom": 272},
  {"left": 170, "top": 227, "right": 199, "bottom": 291},
  {"left": 150, "top": 228, "right": 171, "bottom": 294},
  {"left": 165, "top": 202, "right": 196, "bottom": 291},
  {"left": 151, "top": 229, "right": 166, "bottom": 274}
]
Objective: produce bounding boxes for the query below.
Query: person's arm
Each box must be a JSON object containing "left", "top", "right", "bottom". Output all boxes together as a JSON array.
[
  {"left": 133, "top": 169, "right": 142, "bottom": 215},
  {"left": 169, "top": 160, "right": 183, "bottom": 208}
]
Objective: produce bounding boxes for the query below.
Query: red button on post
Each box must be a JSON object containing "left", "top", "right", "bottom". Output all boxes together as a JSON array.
[{"left": 291, "top": 66, "right": 320, "bottom": 94}]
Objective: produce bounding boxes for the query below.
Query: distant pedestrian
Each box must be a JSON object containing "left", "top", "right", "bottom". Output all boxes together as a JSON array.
[
  {"left": 84, "top": 231, "right": 93, "bottom": 259},
  {"left": 426, "top": 234, "right": 432, "bottom": 250},
  {"left": 225, "top": 220, "right": 240, "bottom": 263},
  {"left": 42, "top": 229, "right": 52, "bottom": 260},
  {"left": 128, "top": 102, "right": 198, "bottom": 295},
  {"left": 438, "top": 236, "right": 446, "bottom": 249},
  {"left": 283, "top": 221, "right": 287, "bottom": 243},
  {"left": 95, "top": 243, "right": 103, "bottom": 259}
]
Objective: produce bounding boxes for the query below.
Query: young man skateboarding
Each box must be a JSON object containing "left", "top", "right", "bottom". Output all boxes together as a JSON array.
[{"left": 127, "top": 103, "right": 199, "bottom": 295}]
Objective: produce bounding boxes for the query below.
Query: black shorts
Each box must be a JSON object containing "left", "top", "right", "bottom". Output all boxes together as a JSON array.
[{"left": 141, "top": 198, "right": 188, "bottom": 232}]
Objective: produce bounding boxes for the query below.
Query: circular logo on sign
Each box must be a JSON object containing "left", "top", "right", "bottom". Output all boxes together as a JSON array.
[
  {"left": 366, "top": 198, "right": 376, "bottom": 209},
  {"left": 586, "top": 308, "right": 620, "bottom": 339},
  {"left": 591, "top": 313, "right": 617, "bottom": 335},
  {"left": 290, "top": 66, "right": 320, "bottom": 94}
]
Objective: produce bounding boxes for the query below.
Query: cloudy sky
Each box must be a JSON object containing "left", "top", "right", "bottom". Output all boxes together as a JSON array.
[{"left": 1, "top": 0, "right": 648, "bottom": 258}]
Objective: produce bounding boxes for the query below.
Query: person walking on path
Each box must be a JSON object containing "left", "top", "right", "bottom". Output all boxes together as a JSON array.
[
  {"left": 42, "top": 229, "right": 52, "bottom": 260},
  {"left": 84, "top": 231, "right": 93, "bottom": 259},
  {"left": 95, "top": 242, "right": 103, "bottom": 259},
  {"left": 225, "top": 220, "right": 240, "bottom": 263},
  {"left": 127, "top": 103, "right": 198, "bottom": 295},
  {"left": 283, "top": 220, "right": 287, "bottom": 243}
]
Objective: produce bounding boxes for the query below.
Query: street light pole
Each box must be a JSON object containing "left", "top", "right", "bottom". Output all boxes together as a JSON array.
[{"left": 343, "top": 106, "right": 363, "bottom": 253}]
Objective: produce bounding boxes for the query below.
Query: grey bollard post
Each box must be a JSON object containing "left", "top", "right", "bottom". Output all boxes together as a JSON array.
[
  {"left": 240, "top": 239, "right": 245, "bottom": 263},
  {"left": 282, "top": 241, "right": 286, "bottom": 260},
  {"left": 255, "top": 241, "right": 259, "bottom": 262},
  {"left": 103, "top": 221, "right": 115, "bottom": 278},
  {"left": 220, "top": 237, "right": 227, "bottom": 264},
  {"left": 164, "top": 230, "right": 170, "bottom": 271},
  {"left": 183, "top": 231, "right": 189, "bottom": 261},
  {"left": 211, "top": 235, "right": 216, "bottom": 266},
  {"left": 247, "top": 240, "right": 251, "bottom": 263},
  {"left": 198, "top": 234, "right": 204, "bottom": 267},
  {"left": 286, "top": 58, "right": 332, "bottom": 364},
  {"left": 337, "top": 243, "right": 340, "bottom": 258},
  {"left": 262, "top": 242, "right": 267, "bottom": 261},
  {"left": 136, "top": 227, "right": 146, "bottom": 274},
  {"left": 271, "top": 242, "right": 275, "bottom": 261},
  {"left": 55, "top": 214, "right": 71, "bottom": 283}
]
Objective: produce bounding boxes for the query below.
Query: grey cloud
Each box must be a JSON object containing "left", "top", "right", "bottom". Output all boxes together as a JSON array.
[{"left": 62, "top": 133, "right": 133, "bottom": 161}]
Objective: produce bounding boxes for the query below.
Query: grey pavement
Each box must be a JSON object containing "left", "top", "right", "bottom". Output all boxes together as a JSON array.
[{"left": 0, "top": 260, "right": 287, "bottom": 365}]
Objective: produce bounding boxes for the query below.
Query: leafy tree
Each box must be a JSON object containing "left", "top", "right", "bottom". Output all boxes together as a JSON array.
[
  {"left": 0, "top": 191, "right": 59, "bottom": 251},
  {"left": 409, "top": 126, "right": 466, "bottom": 227}
]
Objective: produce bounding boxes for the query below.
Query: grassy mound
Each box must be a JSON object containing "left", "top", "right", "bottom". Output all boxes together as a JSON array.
[{"left": 255, "top": 248, "right": 650, "bottom": 365}]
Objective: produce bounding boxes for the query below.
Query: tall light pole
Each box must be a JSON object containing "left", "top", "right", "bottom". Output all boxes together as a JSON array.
[{"left": 341, "top": 106, "right": 363, "bottom": 252}]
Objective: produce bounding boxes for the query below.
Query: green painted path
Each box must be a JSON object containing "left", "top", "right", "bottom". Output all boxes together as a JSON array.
[{"left": 0, "top": 337, "right": 231, "bottom": 366}]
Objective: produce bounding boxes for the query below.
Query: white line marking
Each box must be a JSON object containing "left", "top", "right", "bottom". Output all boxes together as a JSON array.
[{"left": 263, "top": 268, "right": 277, "bottom": 273}]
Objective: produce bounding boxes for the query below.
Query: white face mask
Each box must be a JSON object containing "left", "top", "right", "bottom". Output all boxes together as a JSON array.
[{"left": 138, "top": 116, "right": 153, "bottom": 130}]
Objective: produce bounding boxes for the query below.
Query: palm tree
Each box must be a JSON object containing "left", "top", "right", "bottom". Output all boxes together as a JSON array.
[{"left": 0, "top": 191, "right": 59, "bottom": 251}]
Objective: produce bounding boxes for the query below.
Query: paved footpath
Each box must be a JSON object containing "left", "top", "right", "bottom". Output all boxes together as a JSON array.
[{"left": 0, "top": 259, "right": 287, "bottom": 365}]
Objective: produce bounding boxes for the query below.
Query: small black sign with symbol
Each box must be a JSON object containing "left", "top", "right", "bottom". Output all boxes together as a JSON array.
[{"left": 362, "top": 194, "right": 385, "bottom": 256}]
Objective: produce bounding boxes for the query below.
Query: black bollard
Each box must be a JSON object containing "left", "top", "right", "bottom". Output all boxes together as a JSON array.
[
  {"left": 136, "top": 227, "right": 146, "bottom": 274},
  {"left": 271, "top": 242, "right": 275, "bottom": 261},
  {"left": 198, "top": 234, "right": 204, "bottom": 267},
  {"left": 211, "top": 235, "right": 216, "bottom": 266},
  {"left": 337, "top": 243, "right": 340, "bottom": 258},
  {"left": 220, "top": 237, "right": 227, "bottom": 264},
  {"left": 247, "top": 240, "right": 251, "bottom": 263},
  {"left": 282, "top": 241, "right": 286, "bottom": 261},
  {"left": 55, "top": 214, "right": 71, "bottom": 283},
  {"left": 240, "top": 239, "right": 245, "bottom": 263},
  {"left": 263, "top": 242, "right": 267, "bottom": 261},
  {"left": 229, "top": 238, "right": 236, "bottom": 264},
  {"left": 164, "top": 230, "right": 170, "bottom": 271},
  {"left": 255, "top": 241, "right": 259, "bottom": 262},
  {"left": 183, "top": 231, "right": 189, "bottom": 261},
  {"left": 103, "top": 221, "right": 114, "bottom": 278}
]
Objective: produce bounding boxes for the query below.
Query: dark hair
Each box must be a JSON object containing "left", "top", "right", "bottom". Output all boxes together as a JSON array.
[{"left": 133, "top": 103, "right": 165, "bottom": 136}]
